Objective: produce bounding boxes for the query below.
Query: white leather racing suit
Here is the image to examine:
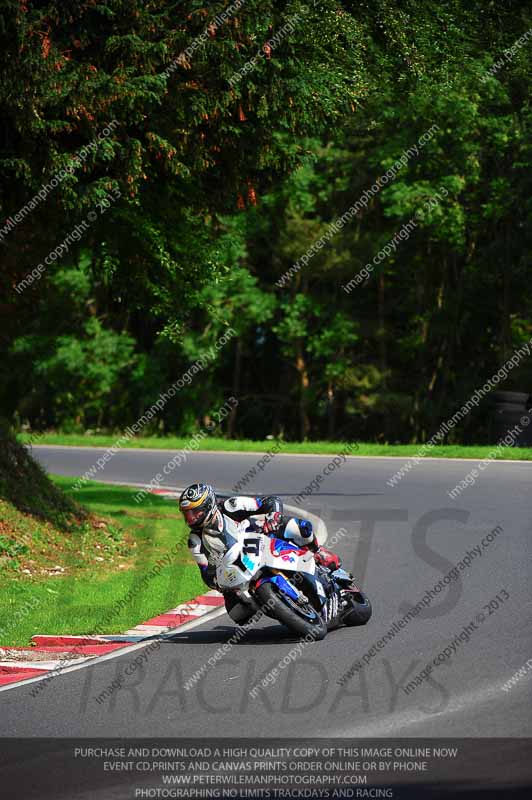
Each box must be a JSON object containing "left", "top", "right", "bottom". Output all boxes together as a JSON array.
[{"left": 187, "top": 495, "right": 317, "bottom": 623}]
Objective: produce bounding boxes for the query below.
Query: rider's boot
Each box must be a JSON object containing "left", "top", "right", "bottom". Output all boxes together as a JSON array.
[{"left": 224, "top": 589, "right": 259, "bottom": 625}]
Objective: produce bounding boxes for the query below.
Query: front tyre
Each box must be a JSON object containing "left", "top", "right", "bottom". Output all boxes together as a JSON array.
[
  {"left": 341, "top": 589, "right": 372, "bottom": 626},
  {"left": 256, "top": 581, "right": 327, "bottom": 640}
]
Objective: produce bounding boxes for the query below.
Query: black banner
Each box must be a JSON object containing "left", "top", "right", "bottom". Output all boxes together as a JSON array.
[{"left": 1, "top": 738, "right": 531, "bottom": 799}]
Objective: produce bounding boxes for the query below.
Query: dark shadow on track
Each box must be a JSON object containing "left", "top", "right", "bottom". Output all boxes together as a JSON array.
[
  {"left": 218, "top": 491, "right": 385, "bottom": 498},
  {"left": 162, "top": 623, "right": 313, "bottom": 646}
]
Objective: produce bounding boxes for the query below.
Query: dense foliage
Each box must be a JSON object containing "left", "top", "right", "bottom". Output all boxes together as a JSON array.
[{"left": 2, "top": 1, "right": 532, "bottom": 442}]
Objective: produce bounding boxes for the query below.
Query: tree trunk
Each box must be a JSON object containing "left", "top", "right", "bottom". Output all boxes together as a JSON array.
[
  {"left": 327, "top": 381, "right": 336, "bottom": 440},
  {"left": 227, "top": 337, "right": 242, "bottom": 439},
  {"left": 295, "top": 340, "right": 310, "bottom": 440},
  {"left": 501, "top": 221, "right": 511, "bottom": 361},
  {"left": 378, "top": 272, "right": 387, "bottom": 382}
]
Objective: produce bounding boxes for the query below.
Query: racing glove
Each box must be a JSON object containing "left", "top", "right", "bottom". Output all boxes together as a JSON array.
[{"left": 261, "top": 511, "right": 283, "bottom": 535}]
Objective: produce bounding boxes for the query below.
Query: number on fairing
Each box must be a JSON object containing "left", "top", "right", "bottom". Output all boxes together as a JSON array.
[{"left": 243, "top": 537, "right": 260, "bottom": 556}]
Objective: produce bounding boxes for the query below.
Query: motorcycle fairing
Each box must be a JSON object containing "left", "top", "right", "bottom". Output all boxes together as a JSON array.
[
  {"left": 269, "top": 537, "right": 307, "bottom": 557},
  {"left": 217, "top": 539, "right": 262, "bottom": 588},
  {"left": 216, "top": 519, "right": 316, "bottom": 592},
  {"left": 330, "top": 567, "right": 355, "bottom": 585},
  {"left": 262, "top": 537, "right": 316, "bottom": 574},
  {"left": 297, "top": 568, "right": 328, "bottom": 608},
  {"left": 256, "top": 573, "right": 300, "bottom": 601}
]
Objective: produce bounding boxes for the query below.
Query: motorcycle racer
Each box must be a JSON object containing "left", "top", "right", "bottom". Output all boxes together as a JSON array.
[{"left": 179, "top": 483, "right": 341, "bottom": 623}]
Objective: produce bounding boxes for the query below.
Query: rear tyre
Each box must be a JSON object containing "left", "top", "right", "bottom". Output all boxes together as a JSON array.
[
  {"left": 341, "top": 589, "right": 372, "bottom": 626},
  {"left": 255, "top": 581, "right": 327, "bottom": 640}
]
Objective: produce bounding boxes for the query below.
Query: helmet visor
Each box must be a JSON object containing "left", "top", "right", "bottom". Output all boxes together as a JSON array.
[{"left": 183, "top": 507, "right": 206, "bottom": 526}]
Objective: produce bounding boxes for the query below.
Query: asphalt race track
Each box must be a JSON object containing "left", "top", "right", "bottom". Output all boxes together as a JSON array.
[{"left": 2, "top": 446, "right": 531, "bottom": 745}]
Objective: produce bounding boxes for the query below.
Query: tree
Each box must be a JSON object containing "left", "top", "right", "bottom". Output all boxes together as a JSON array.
[{"left": 0, "top": 0, "right": 370, "bottom": 340}]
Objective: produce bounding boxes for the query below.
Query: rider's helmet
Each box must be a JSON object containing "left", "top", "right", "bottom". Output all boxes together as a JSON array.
[{"left": 179, "top": 483, "right": 219, "bottom": 529}]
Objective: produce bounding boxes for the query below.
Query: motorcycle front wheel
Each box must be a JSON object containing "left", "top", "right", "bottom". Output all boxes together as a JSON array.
[{"left": 255, "top": 581, "right": 327, "bottom": 640}]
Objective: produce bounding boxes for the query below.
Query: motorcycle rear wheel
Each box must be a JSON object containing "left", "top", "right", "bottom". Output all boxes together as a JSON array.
[
  {"left": 341, "top": 589, "right": 372, "bottom": 626},
  {"left": 256, "top": 582, "right": 327, "bottom": 640}
]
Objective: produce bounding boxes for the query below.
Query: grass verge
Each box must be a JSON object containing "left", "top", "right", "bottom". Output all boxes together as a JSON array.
[
  {"left": 19, "top": 432, "right": 532, "bottom": 460},
  {"left": 0, "top": 477, "right": 203, "bottom": 647}
]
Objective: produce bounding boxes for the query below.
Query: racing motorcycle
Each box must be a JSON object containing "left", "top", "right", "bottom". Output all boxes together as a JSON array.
[{"left": 205, "top": 516, "right": 372, "bottom": 640}]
